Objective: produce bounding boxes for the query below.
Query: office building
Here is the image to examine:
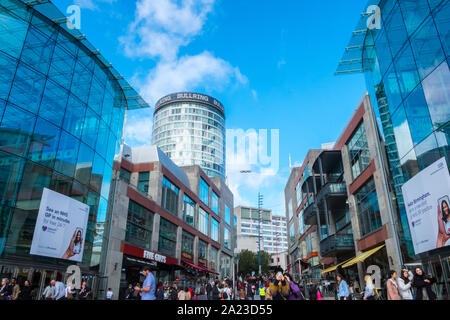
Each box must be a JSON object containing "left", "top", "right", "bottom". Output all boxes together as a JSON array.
[
  {"left": 152, "top": 92, "right": 226, "bottom": 180},
  {"left": 104, "top": 145, "right": 236, "bottom": 298},
  {"left": 0, "top": 0, "right": 148, "bottom": 299},
  {"left": 235, "top": 206, "right": 288, "bottom": 255}
]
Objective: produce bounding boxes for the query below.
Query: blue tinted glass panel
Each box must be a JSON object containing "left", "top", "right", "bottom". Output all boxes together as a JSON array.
[
  {"left": 0, "top": 51, "right": 17, "bottom": 100},
  {"left": 38, "top": 80, "right": 69, "bottom": 127},
  {"left": 392, "top": 104, "right": 414, "bottom": 158},
  {"left": 0, "top": 4, "right": 29, "bottom": 58},
  {"left": 394, "top": 42, "right": 421, "bottom": 99},
  {"left": 404, "top": 85, "right": 434, "bottom": 145},
  {"left": 95, "top": 119, "right": 109, "bottom": 158},
  {"left": 101, "top": 90, "right": 114, "bottom": 125},
  {"left": 20, "top": 26, "right": 56, "bottom": 74},
  {"left": 81, "top": 107, "right": 99, "bottom": 149},
  {"left": 48, "top": 45, "right": 76, "bottom": 89},
  {"left": 63, "top": 95, "right": 86, "bottom": 138},
  {"left": 374, "top": 29, "right": 393, "bottom": 79},
  {"left": 71, "top": 60, "right": 92, "bottom": 103},
  {"left": 414, "top": 133, "right": 441, "bottom": 170},
  {"left": 8, "top": 63, "right": 45, "bottom": 114},
  {"left": 383, "top": 64, "right": 403, "bottom": 113},
  {"left": 399, "top": 0, "right": 431, "bottom": 36},
  {"left": 433, "top": 0, "right": 450, "bottom": 57},
  {"left": 90, "top": 153, "right": 104, "bottom": 193},
  {"left": 101, "top": 163, "right": 112, "bottom": 200},
  {"left": 75, "top": 142, "right": 94, "bottom": 185},
  {"left": 88, "top": 77, "right": 105, "bottom": 116},
  {"left": 28, "top": 117, "right": 60, "bottom": 168},
  {"left": 56, "top": 31, "right": 78, "bottom": 57},
  {"left": 422, "top": 61, "right": 450, "bottom": 130},
  {"left": 410, "top": 17, "right": 446, "bottom": 81},
  {"left": 385, "top": 3, "right": 409, "bottom": 58},
  {"left": 0, "top": 104, "right": 36, "bottom": 156},
  {"left": 54, "top": 130, "right": 79, "bottom": 178}
]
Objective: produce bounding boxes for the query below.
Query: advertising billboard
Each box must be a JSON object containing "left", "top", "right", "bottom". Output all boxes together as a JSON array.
[
  {"left": 30, "top": 188, "right": 89, "bottom": 262},
  {"left": 401, "top": 157, "right": 450, "bottom": 255}
]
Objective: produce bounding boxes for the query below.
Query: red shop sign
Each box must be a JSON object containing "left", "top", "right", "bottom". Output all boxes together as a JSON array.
[{"left": 122, "top": 243, "right": 178, "bottom": 265}]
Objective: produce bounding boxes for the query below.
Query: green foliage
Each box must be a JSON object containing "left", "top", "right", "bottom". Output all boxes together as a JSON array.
[{"left": 237, "top": 249, "right": 272, "bottom": 275}]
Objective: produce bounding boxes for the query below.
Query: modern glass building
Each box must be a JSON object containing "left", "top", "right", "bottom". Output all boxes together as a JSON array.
[
  {"left": 152, "top": 92, "right": 226, "bottom": 180},
  {"left": 337, "top": 0, "right": 449, "bottom": 289},
  {"left": 0, "top": 0, "right": 148, "bottom": 298}
]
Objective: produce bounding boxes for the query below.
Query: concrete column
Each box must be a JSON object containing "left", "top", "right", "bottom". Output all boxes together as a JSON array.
[
  {"left": 193, "top": 236, "right": 199, "bottom": 264},
  {"left": 176, "top": 226, "right": 182, "bottom": 263},
  {"left": 151, "top": 215, "right": 161, "bottom": 252},
  {"left": 178, "top": 189, "right": 184, "bottom": 220}
]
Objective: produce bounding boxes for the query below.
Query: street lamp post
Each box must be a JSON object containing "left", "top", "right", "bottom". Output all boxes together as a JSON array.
[{"left": 258, "top": 193, "right": 263, "bottom": 275}]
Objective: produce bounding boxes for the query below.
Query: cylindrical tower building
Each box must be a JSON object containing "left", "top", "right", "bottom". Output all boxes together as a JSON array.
[{"left": 152, "top": 92, "right": 226, "bottom": 180}]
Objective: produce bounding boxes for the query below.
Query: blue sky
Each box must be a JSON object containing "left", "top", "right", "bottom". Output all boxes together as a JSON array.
[{"left": 55, "top": 0, "right": 367, "bottom": 216}]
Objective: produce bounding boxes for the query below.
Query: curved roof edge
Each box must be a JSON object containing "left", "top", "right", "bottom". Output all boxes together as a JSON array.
[{"left": 18, "top": 0, "right": 149, "bottom": 110}]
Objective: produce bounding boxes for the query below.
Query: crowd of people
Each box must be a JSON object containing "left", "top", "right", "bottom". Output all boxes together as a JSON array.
[
  {"left": 335, "top": 267, "right": 438, "bottom": 300},
  {"left": 0, "top": 277, "right": 92, "bottom": 300}
]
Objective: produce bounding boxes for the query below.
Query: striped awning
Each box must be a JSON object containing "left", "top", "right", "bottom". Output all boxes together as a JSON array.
[{"left": 321, "top": 257, "right": 355, "bottom": 275}]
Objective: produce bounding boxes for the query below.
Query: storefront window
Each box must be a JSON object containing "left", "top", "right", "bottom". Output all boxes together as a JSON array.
[
  {"left": 198, "top": 240, "right": 207, "bottom": 261},
  {"left": 355, "top": 179, "right": 383, "bottom": 237},
  {"left": 198, "top": 208, "right": 209, "bottom": 236},
  {"left": 211, "top": 218, "right": 219, "bottom": 242},
  {"left": 348, "top": 122, "right": 371, "bottom": 180},
  {"left": 200, "top": 177, "right": 209, "bottom": 206},
  {"left": 162, "top": 176, "right": 179, "bottom": 215},
  {"left": 182, "top": 194, "right": 195, "bottom": 227},
  {"left": 158, "top": 218, "right": 177, "bottom": 257},
  {"left": 125, "top": 200, "right": 154, "bottom": 250}
]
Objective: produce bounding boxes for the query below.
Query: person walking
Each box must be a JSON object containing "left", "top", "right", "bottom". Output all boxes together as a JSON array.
[
  {"left": 137, "top": 266, "right": 156, "bottom": 300},
  {"left": 10, "top": 278, "right": 20, "bottom": 300},
  {"left": 397, "top": 269, "right": 413, "bottom": 300},
  {"left": 269, "top": 269, "right": 290, "bottom": 300},
  {"left": 336, "top": 274, "right": 350, "bottom": 300},
  {"left": 412, "top": 267, "right": 437, "bottom": 300},
  {"left": 0, "top": 278, "right": 12, "bottom": 300},
  {"left": 258, "top": 283, "right": 266, "bottom": 300},
  {"left": 237, "top": 284, "right": 247, "bottom": 300},
  {"left": 19, "top": 280, "right": 33, "bottom": 300},
  {"left": 363, "top": 274, "right": 375, "bottom": 300},
  {"left": 106, "top": 288, "right": 113, "bottom": 300},
  {"left": 53, "top": 280, "right": 66, "bottom": 300},
  {"left": 65, "top": 285, "right": 76, "bottom": 300},
  {"left": 212, "top": 281, "right": 221, "bottom": 300},
  {"left": 155, "top": 283, "right": 164, "bottom": 300},
  {"left": 185, "top": 287, "right": 192, "bottom": 300},
  {"left": 265, "top": 283, "right": 272, "bottom": 300},
  {"left": 124, "top": 283, "right": 134, "bottom": 300},
  {"left": 284, "top": 274, "right": 302, "bottom": 300},
  {"left": 222, "top": 283, "right": 231, "bottom": 300},
  {"left": 42, "top": 282, "right": 55, "bottom": 300},
  {"left": 386, "top": 270, "right": 400, "bottom": 300},
  {"left": 178, "top": 287, "right": 186, "bottom": 300},
  {"left": 169, "top": 284, "right": 178, "bottom": 300},
  {"left": 78, "top": 281, "right": 91, "bottom": 300}
]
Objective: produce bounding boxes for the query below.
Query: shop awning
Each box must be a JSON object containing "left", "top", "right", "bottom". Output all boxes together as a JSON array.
[
  {"left": 182, "top": 260, "right": 204, "bottom": 271},
  {"left": 321, "top": 257, "right": 355, "bottom": 275},
  {"left": 201, "top": 266, "right": 219, "bottom": 275},
  {"left": 342, "top": 244, "right": 386, "bottom": 268}
]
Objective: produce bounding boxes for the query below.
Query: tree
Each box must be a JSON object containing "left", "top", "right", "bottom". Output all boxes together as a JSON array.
[{"left": 237, "top": 250, "right": 272, "bottom": 275}]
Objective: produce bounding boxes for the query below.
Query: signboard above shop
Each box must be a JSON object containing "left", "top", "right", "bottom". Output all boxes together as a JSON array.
[{"left": 122, "top": 243, "right": 178, "bottom": 265}]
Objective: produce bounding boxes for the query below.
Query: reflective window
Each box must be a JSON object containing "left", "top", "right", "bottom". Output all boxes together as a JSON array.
[
  {"left": 392, "top": 104, "right": 414, "bottom": 159},
  {"left": 54, "top": 130, "right": 79, "bottom": 178},
  {"left": 20, "top": 25, "right": 56, "bottom": 74},
  {"left": 158, "top": 218, "right": 177, "bottom": 257},
  {"left": 81, "top": 107, "right": 99, "bottom": 149},
  {"left": 347, "top": 122, "right": 371, "bottom": 179},
  {"left": 162, "top": 176, "right": 179, "bottom": 215},
  {"left": 181, "top": 230, "right": 194, "bottom": 255},
  {"left": 394, "top": 41, "right": 420, "bottom": 100},
  {"left": 224, "top": 227, "right": 231, "bottom": 249},
  {"left": 138, "top": 172, "right": 149, "bottom": 194},
  {"left": 385, "top": 3, "right": 408, "bottom": 58},
  {"left": 199, "top": 208, "right": 209, "bottom": 236},
  {"left": 432, "top": 0, "right": 449, "bottom": 57},
  {"left": 211, "top": 218, "right": 219, "bottom": 242},
  {"left": 224, "top": 205, "right": 231, "bottom": 225},
  {"left": 182, "top": 194, "right": 195, "bottom": 227},
  {"left": 0, "top": 52, "right": 17, "bottom": 100},
  {"left": 28, "top": 117, "right": 60, "bottom": 168},
  {"left": 403, "top": 84, "right": 433, "bottom": 145},
  {"left": 126, "top": 200, "right": 153, "bottom": 250},
  {"left": 49, "top": 44, "right": 76, "bottom": 89},
  {"left": 355, "top": 179, "right": 382, "bottom": 237},
  {"left": 38, "top": 80, "right": 69, "bottom": 127},
  {"left": 63, "top": 95, "right": 86, "bottom": 138},
  {"left": 399, "top": 0, "right": 430, "bottom": 36},
  {"left": 75, "top": 142, "right": 94, "bottom": 185},
  {"left": 0, "top": 3, "right": 30, "bottom": 58},
  {"left": 200, "top": 177, "right": 209, "bottom": 206},
  {"left": 119, "top": 167, "right": 131, "bottom": 183},
  {"left": 211, "top": 191, "right": 219, "bottom": 214},
  {"left": 0, "top": 104, "right": 36, "bottom": 157},
  {"left": 198, "top": 239, "right": 207, "bottom": 260}
]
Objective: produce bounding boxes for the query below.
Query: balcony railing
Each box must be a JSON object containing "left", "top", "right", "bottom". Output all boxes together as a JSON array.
[
  {"left": 320, "top": 233, "right": 354, "bottom": 257},
  {"left": 316, "top": 182, "right": 347, "bottom": 202},
  {"left": 303, "top": 203, "right": 318, "bottom": 225}
]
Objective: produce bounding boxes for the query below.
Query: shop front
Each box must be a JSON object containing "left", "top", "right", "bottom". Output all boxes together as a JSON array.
[{"left": 120, "top": 243, "right": 179, "bottom": 298}]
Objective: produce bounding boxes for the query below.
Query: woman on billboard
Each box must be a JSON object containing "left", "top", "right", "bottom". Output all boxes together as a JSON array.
[
  {"left": 62, "top": 229, "right": 83, "bottom": 259},
  {"left": 436, "top": 198, "right": 450, "bottom": 248}
]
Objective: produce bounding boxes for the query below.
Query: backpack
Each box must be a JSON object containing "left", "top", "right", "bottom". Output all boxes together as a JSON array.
[{"left": 222, "top": 290, "right": 228, "bottom": 300}]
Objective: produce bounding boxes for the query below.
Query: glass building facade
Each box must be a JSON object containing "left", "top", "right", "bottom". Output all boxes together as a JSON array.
[
  {"left": 152, "top": 92, "right": 226, "bottom": 180},
  {"left": 0, "top": 0, "right": 147, "bottom": 296},
  {"left": 338, "top": 0, "right": 449, "bottom": 263}
]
